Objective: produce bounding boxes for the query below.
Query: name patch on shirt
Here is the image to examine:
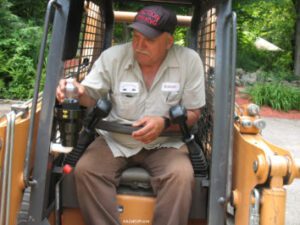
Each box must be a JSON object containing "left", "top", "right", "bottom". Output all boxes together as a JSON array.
[
  {"left": 161, "top": 82, "right": 180, "bottom": 92},
  {"left": 120, "top": 82, "right": 139, "bottom": 93}
]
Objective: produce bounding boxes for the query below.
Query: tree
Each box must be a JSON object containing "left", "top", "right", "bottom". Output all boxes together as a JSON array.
[
  {"left": 8, "top": 0, "right": 47, "bottom": 24},
  {"left": 233, "top": 0, "right": 296, "bottom": 73},
  {"left": 293, "top": 0, "right": 300, "bottom": 77},
  {"left": 0, "top": 0, "right": 45, "bottom": 99}
]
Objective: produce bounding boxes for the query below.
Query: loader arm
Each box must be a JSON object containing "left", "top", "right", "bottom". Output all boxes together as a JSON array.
[{"left": 231, "top": 104, "right": 300, "bottom": 225}]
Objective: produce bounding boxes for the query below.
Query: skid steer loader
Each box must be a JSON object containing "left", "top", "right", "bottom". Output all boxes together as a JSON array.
[{"left": 0, "top": 0, "right": 299, "bottom": 225}]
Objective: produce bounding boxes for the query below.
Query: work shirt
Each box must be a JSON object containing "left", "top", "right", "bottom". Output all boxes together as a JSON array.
[{"left": 81, "top": 42, "right": 205, "bottom": 157}]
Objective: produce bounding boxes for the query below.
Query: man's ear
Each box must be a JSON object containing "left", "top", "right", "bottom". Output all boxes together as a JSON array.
[{"left": 166, "top": 34, "right": 174, "bottom": 49}]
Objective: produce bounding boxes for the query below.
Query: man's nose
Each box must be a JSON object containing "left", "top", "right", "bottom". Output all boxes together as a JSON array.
[{"left": 136, "top": 37, "right": 146, "bottom": 49}]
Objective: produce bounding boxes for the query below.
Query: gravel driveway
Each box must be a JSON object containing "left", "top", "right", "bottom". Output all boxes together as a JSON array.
[{"left": 262, "top": 117, "right": 300, "bottom": 225}]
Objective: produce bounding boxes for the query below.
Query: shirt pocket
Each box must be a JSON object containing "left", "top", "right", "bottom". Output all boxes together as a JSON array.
[
  {"left": 161, "top": 91, "right": 181, "bottom": 106},
  {"left": 113, "top": 93, "right": 143, "bottom": 121}
]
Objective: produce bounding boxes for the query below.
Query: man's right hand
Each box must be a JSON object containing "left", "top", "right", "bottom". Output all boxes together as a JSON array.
[
  {"left": 56, "top": 79, "right": 96, "bottom": 107},
  {"left": 56, "top": 79, "right": 85, "bottom": 103}
]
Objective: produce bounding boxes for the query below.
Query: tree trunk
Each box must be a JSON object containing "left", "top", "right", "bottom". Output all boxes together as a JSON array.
[{"left": 294, "top": 0, "right": 300, "bottom": 77}]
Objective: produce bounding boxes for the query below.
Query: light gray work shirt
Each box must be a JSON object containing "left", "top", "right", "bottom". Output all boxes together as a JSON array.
[{"left": 81, "top": 42, "right": 205, "bottom": 157}]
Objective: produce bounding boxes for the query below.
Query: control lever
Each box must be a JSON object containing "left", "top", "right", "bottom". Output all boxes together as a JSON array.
[
  {"left": 169, "top": 105, "right": 208, "bottom": 176},
  {"left": 63, "top": 98, "right": 112, "bottom": 167}
]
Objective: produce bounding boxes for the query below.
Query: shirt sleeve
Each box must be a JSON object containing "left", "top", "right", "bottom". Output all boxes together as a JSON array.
[
  {"left": 81, "top": 51, "right": 111, "bottom": 101},
  {"left": 181, "top": 50, "right": 206, "bottom": 109}
]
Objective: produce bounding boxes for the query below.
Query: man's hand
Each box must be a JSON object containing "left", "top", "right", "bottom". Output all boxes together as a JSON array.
[
  {"left": 132, "top": 116, "right": 165, "bottom": 144},
  {"left": 56, "top": 79, "right": 67, "bottom": 103},
  {"left": 56, "top": 79, "right": 85, "bottom": 103},
  {"left": 56, "top": 79, "right": 96, "bottom": 107}
]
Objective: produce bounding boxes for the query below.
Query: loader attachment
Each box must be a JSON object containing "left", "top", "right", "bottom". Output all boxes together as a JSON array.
[
  {"left": 231, "top": 104, "right": 300, "bottom": 225},
  {"left": 0, "top": 99, "right": 41, "bottom": 225}
]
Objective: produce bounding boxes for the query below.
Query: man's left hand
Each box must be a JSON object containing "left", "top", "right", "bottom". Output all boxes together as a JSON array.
[{"left": 131, "top": 116, "right": 165, "bottom": 144}]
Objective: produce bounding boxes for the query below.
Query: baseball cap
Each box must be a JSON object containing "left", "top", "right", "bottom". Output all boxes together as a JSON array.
[{"left": 129, "top": 6, "right": 177, "bottom": 39}]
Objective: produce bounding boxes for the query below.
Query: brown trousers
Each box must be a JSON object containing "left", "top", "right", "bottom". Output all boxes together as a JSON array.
[{"left": 74, "top": 136, "right": 194, "bottom": 225}]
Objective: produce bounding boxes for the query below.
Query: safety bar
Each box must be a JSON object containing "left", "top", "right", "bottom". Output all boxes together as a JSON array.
[
  {"left": 0, "top": 112, "right": 16, "bottom": 225},
  {"left": 208, "top": 0, "right": 237, "bottom": 222},
  {"left": 95, "top": 120, "right": 181, "bottom": 137},
  {"left": 225, "top": 10, "right": 237, "bottom": 197},
  {"left": 23, "top": 0, "right": 61, "bottom": 186}
]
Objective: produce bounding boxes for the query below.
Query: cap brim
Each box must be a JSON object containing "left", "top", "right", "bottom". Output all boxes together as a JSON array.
[{"left": 129, "top": 22, "right": 162, "bottom": 39}]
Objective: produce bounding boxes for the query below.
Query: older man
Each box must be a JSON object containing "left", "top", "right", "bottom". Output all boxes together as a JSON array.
[{"left": 56, "top": 5, "right": 205, "bottom": 225}]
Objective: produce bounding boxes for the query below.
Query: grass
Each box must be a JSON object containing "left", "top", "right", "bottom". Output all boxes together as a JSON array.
[{"left": 247, "top": 82, "right": 300, "bottom": 111}]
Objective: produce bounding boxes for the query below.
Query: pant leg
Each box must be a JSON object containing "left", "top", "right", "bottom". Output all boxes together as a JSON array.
[
  {"left": 74, "top": 136, "right": 127, "bottom": 225},
  {"left": 142, "top": 145, "right": 194, "bottom": 225}
]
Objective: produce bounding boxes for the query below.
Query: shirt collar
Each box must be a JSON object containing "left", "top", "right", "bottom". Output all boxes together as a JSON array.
[
  {"left": 124, "top": 43, "right": 135, "bottom": 70},
  {"left": 161, "top": 45, "right": 180, "bottom": 69}
]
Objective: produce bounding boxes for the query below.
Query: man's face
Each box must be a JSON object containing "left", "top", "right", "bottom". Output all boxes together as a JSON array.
[{"left": 132, "top": 31, "right": 174, "bottom": 67}]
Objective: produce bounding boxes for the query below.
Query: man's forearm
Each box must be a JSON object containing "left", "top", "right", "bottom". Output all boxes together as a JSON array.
[
  {"left": 186, "top": 109, "right": 201, "bottom": 127},
  {"left": 77, "top": 85, "right": 96, "bottom": 107},
  {"left": 78, "top": 93, "right": 96, "bottom": 107},
  {"left": 167, "top": 108, "right": 201, "bottom": 131}
]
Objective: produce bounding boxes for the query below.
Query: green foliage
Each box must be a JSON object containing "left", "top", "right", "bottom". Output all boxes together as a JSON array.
[
  {"left": 256, "top": 70, "right": 296, "bottom": 83},
  {"left": 174, "top": 27, "right": 188, "bottom": 46},
  {"left": 0, "top": 0, "right": 22, "bottom": 37},
  {"left": 247, "top": 82, "right": 300, "bottom": 111},
  {"left": 234, "top": 0, "right": 296, "bottom": 72},
  {"left": 113, "top": 23, "right": 132, "bottom": 44},
  {"left": 0, "top": 27, "right": 43, "bottom": 99},
  {"left": 235, "top": 0, "right": 300, "bottom": 111},
  {"left": 8, "top": 0, "right": 47, "bottom": 24},
  {"left": 0, "top": 0, "right": 45, "bottom": 100}
]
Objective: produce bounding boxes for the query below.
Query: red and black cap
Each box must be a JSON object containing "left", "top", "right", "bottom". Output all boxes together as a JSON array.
[{"left": 129, "top": 6, "right": 177, "bottom": 39}]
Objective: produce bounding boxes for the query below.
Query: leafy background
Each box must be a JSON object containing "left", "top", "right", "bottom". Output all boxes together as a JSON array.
[
  {"left": 0, "top": 0, "right": 47, "bottom": 99},
  {"left": 234, "top": 0, "right": 300, "bottom": 111},
  {"left": 234, "top": 0, "right": 296, "bottom": 72}
]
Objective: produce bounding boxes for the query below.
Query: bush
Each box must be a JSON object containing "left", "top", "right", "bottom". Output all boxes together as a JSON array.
[
  {"left": 0, "top": 1, "right": 46, "bottom": 100},
  {"left": 234, "top": 0, "right": 295, "bottom": 73},
  {"left": 0, "top": 25, "right": 44, "bottom": 100},
  {"left": 256, "top": 70, "right": 296, "bottom": 83},
  {"left": 247, "top": 82, "right": 300, "bottom": 111}
]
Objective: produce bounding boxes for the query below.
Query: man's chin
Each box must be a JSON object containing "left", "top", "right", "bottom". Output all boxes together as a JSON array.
[{"left": 136, "top": 56, "right": 152, "bottom": 65}]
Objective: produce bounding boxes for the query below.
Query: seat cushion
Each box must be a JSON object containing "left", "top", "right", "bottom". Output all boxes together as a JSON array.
[
  {"left": 119, "top": 167, "right": 152, "bottom": 190},
  {"left": 62, "top": 167, "right": 154, "bottom": 208}
]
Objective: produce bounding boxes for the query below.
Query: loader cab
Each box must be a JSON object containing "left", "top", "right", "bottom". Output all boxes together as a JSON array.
[
  {"left": 1, "top": 1, "right": 237, "bottom": 225},
  {"left": 45, "top": 1, "right": 235, "bottom": 225}
]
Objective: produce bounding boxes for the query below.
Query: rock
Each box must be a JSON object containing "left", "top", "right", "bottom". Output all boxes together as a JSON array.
[
  {"left": 235, "top": 68, "right": 246, "bottom": 86},
  {"left": 240, "top": 72, "right": 258, "bottom": 86},
  {"left": 236, "top": 68, "right": 245, "bottom": 78}
]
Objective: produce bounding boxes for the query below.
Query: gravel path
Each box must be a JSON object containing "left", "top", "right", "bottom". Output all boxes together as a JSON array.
[
  {"left": 262, "top": 117, "right": 300, "bottom": 225},
  {"left": 0, "top": 100, "right": 24, "bottom": 116}
]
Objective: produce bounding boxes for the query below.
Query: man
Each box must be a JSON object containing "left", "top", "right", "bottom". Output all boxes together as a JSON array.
[{"left": 56, "top": 5, "right": 205, "bottom": 225}]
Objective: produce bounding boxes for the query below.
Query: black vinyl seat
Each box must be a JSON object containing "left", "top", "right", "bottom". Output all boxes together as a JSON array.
[
  {"left": 62, "top": 166, "right": 154, "bottom": 208},
  {"left": 118, "top": 167, "right": 155, "bottom": 196}
]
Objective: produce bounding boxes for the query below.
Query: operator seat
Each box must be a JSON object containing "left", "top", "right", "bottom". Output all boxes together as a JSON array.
[
  {"left": 62, "top": 164, "right": 206, "bottom": 220},
  {"left": 62, "top": 166, "right": 155, "bottom": 208}
]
